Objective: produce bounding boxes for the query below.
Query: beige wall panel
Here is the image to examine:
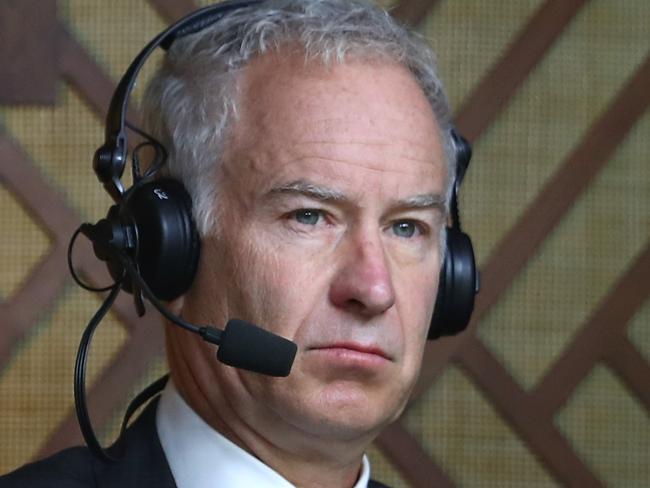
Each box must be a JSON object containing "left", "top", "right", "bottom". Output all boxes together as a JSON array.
[
  {"left": 628, "top": 301, "right": 650, "bottom": 362},
  {"left": 0, "top": 85, "right": 112, "bottom": 220},
  {"left": 556, "top": 366, "right": 650, "bottom": 487},
  {"left": 0, "top": 186, "right": 52, "bottom": 299},
  {"left": 0, "top": 286, "right": 127, "bottom": 474},
  {"left": 60, "top": 0, "right": 167, "bottom": 85},
  {"left": 463, "top": 0, "right": 650, "bottom": 265},
  {"left": 479, "top": 109, "right": 650, "bottom": 388},
  {"left": 405, "top": 367, "right": 556, "bottom": 487},
  {"left": 420, "top": 0, "right": 544, "bottom": 111}
]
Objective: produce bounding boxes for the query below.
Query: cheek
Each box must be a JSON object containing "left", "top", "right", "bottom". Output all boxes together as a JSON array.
[
  {"left": 226, "top": 236, "right": 329, "bottom": 334},
  {"left": 394, "top": 258, "right": 440, "bottom": 339},
  {"left": 262, "top": 250, "right": 334, "bottom": 333},
  {"left": 231, "top": 239, "right": 283, "bottom": 320},
  {"left": 394, "top": 272, "right": 435, "bottom": 380}
]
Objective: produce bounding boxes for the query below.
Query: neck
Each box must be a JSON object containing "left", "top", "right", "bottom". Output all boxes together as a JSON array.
[{"left": 166, "top": 327, "right": 371, "bottom": 488}]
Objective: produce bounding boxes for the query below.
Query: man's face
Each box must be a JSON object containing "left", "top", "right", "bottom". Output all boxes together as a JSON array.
[{"left": 176, "top": 53, "right": 447, "bottom": 445}]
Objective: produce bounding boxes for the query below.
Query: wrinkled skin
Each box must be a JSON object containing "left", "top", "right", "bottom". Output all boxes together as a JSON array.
[{"left": 167, "top": 51, "right": 447, "bottom": 487}]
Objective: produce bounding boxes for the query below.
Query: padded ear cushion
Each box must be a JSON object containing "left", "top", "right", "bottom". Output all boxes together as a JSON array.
[
  {"left": 429, "top": 227, "right": 478, "bottom": 340},
  {"left": 120, "top": 178, "right": 200, "bottom": 301}
]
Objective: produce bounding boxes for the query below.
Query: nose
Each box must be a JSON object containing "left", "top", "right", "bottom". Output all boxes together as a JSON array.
[{"left": 329, "top": 229, "right": 396, "bottom": 317}]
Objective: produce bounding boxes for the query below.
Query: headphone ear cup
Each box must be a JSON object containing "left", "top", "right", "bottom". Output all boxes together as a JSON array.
[
  {"left": 428, "top": 227, "right": 478, "bottom": 340},
  {"left": 121, "top": 178, "right": 200, "bottom": 301}
]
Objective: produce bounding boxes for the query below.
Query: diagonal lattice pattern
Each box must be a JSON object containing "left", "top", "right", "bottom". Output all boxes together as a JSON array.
[{"left": 1, "top": 1, "right": 648, "bottom": 486}]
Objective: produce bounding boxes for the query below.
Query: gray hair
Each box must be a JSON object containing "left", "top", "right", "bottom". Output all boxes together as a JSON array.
[{"left": 143, "top": 0, "right": 455, "bottom": 237}]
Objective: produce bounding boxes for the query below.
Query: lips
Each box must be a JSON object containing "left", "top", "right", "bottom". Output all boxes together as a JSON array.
[
  {"left": 323, "top": 343, "right": 388, "bottom": 357},
  {"left": 309, "top": 342, "right": 391, "bottom": 361}
]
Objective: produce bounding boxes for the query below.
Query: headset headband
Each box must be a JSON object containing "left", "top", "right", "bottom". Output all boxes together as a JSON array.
[{"left": 94, "top": 0, "right": 262, "bottom": 201}]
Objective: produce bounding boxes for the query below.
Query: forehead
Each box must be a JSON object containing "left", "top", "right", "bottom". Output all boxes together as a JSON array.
[{"left": 223, "top": 51, "right": 446, "bottom": 197}]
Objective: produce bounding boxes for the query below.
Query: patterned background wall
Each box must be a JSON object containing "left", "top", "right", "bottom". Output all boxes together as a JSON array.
[{"left": 1, "top": 1, "right": 648, "bottom": 486}]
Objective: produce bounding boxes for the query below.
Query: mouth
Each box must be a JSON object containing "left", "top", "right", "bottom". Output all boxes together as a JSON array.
[
  {"left": 317, "top": 343, "right": 390, "bottom": 358},
  {"left": 307, "top": 342, "right": 392, "bottom": 368}
]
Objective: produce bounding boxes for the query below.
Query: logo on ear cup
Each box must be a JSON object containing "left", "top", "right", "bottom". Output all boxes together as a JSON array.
[{"left": 154, "top": 188, "right": 169, "bottom": 200}]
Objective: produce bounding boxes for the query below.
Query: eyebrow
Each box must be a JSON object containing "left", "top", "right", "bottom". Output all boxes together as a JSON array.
[
  {"left": 269, "top": 179, "right": 447, "bottom": 213},
  {"left": 269, "top": 179, "right": 347, "bottom": 202},
  {"left": 396, "top": 193, "right": 447, "bottom": 213}
]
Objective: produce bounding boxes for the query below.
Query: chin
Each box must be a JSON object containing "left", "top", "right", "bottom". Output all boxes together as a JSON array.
[
  {"left": 302, "top": 412, "right": 387, "bottom": 442},
  {"left": 296, "top": 384, "right": 408, "bottom": 441}
]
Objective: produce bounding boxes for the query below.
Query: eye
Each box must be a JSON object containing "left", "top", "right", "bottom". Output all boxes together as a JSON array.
[
  {"left": 293, "top": 209, "right": 322, "bottom": 225},
  {"left": 392, "top": 220, "right": 418, "bottom": 238}
]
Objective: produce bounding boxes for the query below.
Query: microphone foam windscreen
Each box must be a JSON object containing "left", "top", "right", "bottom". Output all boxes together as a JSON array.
[{"left": 216, "top": 319, "right": 297, "bottom": 377}]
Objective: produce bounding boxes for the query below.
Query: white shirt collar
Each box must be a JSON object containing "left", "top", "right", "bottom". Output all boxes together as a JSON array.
[{"left": 156, "top": 379, "right": 371, "bottom": 488}]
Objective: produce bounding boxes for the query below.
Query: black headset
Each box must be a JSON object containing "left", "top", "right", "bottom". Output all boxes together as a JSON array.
[
  {"left": 86, "top": 0, "right": 478, "bottom": 340},
  {"left": 430, "top": 131, "right": 480, "bottom": 339}
]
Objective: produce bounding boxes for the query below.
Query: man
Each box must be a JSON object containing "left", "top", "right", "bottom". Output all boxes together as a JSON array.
[{"left": 1, "top": 0, "right": 455, "bottom": 486}]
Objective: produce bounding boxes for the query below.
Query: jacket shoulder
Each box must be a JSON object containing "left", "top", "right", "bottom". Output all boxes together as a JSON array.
[
  {"left": 0, "top": 446, "right": 97, "bottom": 487},
  {"left": 0, "top": 398, "right": 174, "bottom": 488}
]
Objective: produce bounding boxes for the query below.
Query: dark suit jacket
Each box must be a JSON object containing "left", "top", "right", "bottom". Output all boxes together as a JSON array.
[
  {"left": 0, "top": 399, "right": 174, "bottom": 487},
  {"left": 0, "top": 399, "right": 390, "bottom": 487}
]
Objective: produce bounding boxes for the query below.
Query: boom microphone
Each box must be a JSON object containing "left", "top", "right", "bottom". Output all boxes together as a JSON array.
[{"left": 217, "top": 319, "right": 297, "bottom": 377}]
